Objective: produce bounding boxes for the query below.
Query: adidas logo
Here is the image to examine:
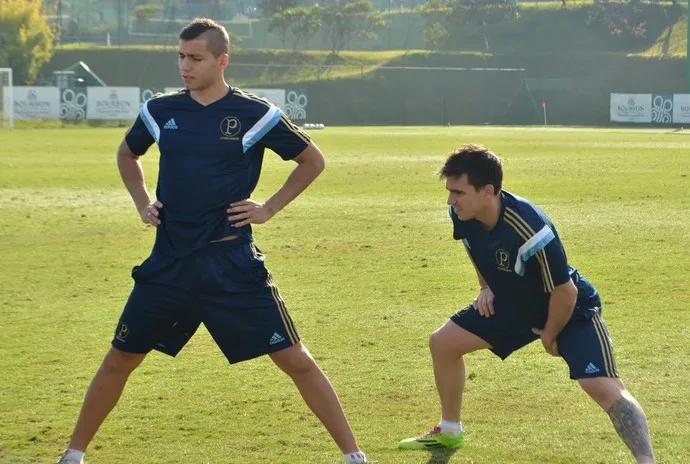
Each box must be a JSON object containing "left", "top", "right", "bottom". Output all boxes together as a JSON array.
[
  {"left": 163, "top": 118, "right": 178, "bottom": 130},
  {"left": 269, "top": 332, "right": 286, "bottom": 345},
  {"left": 584, "top": 362, "right": 600, "bottom": 374}
]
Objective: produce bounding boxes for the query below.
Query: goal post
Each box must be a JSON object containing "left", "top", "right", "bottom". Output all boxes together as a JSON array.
[{"left": 0, "top": 68, "right": 14, "bottom": 129}]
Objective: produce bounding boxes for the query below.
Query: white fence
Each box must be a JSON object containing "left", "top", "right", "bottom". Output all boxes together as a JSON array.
[
  {"left": 611, "top": 93, "right": 690, "bottom": 124},
  {"left": 11, "top": 88, "right": 690, "bottom": 125},
  {"left": 2, "top": 87, "right": 308, "bottom": 121},
  {"left": 3, "top": 87, "right": 61, "bottom": 120}
]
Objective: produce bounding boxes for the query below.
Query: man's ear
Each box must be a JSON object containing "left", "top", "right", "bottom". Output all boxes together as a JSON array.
[{"left": 219, "top": 53, "right": 230, "bottom": 68}]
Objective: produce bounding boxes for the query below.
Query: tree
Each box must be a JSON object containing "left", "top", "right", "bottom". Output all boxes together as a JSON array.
[
  {"left": 133, "top": 4, "right": 162, "bottom": 22},
  {"left": 450, "top": 0, "right": 519, "bottom": 52},
  {"left": 421, "top": 0, "right": 452, "bottom": 50},
  {"left": 0, "top": 0, "right": 55, "bottom": 84},
  {"left": 259, "top": 0, "right": 298, "bottom": 18},
  {"left": 319, "top": 0, "right": 386, "bottom": 56},
  {"left": 269, "top": 6, "right": 321, "bottom": 52},
  {"left": 586, "top": 0, "right": 647, "bottom": 40},
  {"left": 423, "top": 21, "right": 449, "bottom": 50}
]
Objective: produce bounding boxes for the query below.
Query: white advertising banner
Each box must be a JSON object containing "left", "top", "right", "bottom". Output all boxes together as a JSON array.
[
  {"left": 610, "top": 94, "right": 652, "bottom": 123},
  {"left": 672, "top": 94, "right": 690, "bottom": 123},
  {"left": 87, "top": 87, "right": 140, "bottom": 120},
  {"left": 245, "top": 88, "right": 286, "bottom": 110},
  {"left": 3, "top": 86, "right": 60, "bottom": 120},
  {"left": 161, "top": 87, "right": 286, "bottom": 110}
]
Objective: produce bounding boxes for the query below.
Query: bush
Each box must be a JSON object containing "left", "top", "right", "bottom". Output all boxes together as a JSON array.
[
  {"left": 0, "top": 0, "right": 55, "bottom": 84},
  {"left": 133, "top": 4, "right": 163, "bottom": 23},
  {"left": 587, "top": 0, "right": 646, "bottom": 39}
]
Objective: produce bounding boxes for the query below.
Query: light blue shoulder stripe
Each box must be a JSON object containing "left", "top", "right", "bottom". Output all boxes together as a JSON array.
[
  {"left": 514, "top": 225, "right": 555, "bottom": 276},
  {"left": 140, "top": 100, "right": 160, "bottom": 143},
  {"left": 242, "top": 106, "right": 282, "bottom": 153}
]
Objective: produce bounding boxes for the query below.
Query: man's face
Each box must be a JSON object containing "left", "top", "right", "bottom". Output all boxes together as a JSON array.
[
  {"left": 446, "top": 174, "right": 492, "bottom": 221},
  {"left": 178, "top": 39, "right": 225, "bottom": 91}
]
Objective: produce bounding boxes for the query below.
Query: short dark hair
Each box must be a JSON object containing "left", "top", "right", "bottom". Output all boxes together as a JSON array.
[
  {"left": 439, "top": 144, "right": 503, "bottom": 193},
  {"left": 179, "top": 17, "right": 230, "bottom": 57}
]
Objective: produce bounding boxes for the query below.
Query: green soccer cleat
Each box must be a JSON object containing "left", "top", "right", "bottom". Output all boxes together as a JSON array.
[{"left": 398, "top": 425, "right": 464, "bottom": 450}]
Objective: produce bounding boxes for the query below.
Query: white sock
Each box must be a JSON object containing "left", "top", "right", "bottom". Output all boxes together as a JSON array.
[
  {"left": 63, "top": 449, "right": 84, "bottom": 461},
  {"left": 344, "top": 450, "right": 367, "bottom": 463},
  {"left": 439, "top": 419, "right": 462, "bottom": 437}
]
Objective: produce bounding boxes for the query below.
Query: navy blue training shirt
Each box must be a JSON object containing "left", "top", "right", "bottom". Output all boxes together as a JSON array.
[
  {"left": 451, "top": 191, "right": 600, "bottom": 324},
  {"left": 125, "top": 88, "right": 310, "bottom": 257}
]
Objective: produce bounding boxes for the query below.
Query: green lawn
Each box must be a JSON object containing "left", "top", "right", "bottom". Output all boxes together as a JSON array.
[
  {"left": 635, "top": 12, "right": 688, "bottom": 57},
  {"left": 0, "top": 126, "right": 688, "bottom": 463}
]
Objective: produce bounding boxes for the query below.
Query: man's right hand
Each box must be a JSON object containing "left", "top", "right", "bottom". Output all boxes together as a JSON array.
[
  {"left": 473, "top": 286, "right": 495, "bottom": 318},
  {"left": 138, "top": 201, "right": 164, "bottom": 227}
]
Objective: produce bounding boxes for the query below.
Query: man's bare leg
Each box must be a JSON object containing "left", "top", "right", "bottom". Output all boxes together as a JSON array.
[
  {"left": 270, "top": 343, "right": 362, "bottom": 455},
  {"left": 67, "top": 348, "right": 146, "bottom": 452},
  {"left": 579, "top": 377, "right": 655, "bottom": 464},
  {"left": 430, "top": 321, "right": 491, "bottom": 423}
]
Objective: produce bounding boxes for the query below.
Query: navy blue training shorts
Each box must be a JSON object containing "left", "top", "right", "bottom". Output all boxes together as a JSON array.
[
  {"left": 450, "top": 302, "right": 618, "bottom": 380},
  {"left": 112, "top": 240, "right": 299, "bottom": 363}
]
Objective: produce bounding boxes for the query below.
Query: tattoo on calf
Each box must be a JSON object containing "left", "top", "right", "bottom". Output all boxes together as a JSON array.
[{"left": 607, "top": 395, "right": 654, "bottom": 460}]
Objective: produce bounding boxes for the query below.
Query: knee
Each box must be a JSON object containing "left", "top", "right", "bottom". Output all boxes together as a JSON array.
[
  {"left": 429, "top": 329, "right": 441, "bottom": 354},
  {"left": 100, "top": 348, "right": 145, "bottom": 376},
  {"left": 429, "top": 328, "right": 459, "bottom": 358},
  {"left": 271, "top": 343, "right": 318, "bottom": 378},
  {"left": 579, "top": 377, "right": 626, "bottom": 410}
]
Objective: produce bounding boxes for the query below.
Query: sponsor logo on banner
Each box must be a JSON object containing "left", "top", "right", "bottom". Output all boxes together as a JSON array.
[
  {"left": 3, "top": 86, "right": 60, "bottom": 120},
  {"left": 141, "top": 87, "right": 166, "bottom": 103},
  {"left": 610, "top": 94, "right": 652, "bottom": 123},
  {"left": 285, "top": 90, "right": 308, "bottom": 120},
  {"left": 651, "top": 94, "right": 673, "bottom": 124},
  {"left": 672, "top": 94, "right": 690, "bottom": 123},
  {"left": 60, "top": 88, "right": 87, "bottom": 121},
  {"left": 87, "top": 87, "right": 140, "bottom": 120}
]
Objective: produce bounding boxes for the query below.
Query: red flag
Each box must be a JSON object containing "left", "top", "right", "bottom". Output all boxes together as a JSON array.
[{"left": 541, "top": 97, "right": 546, "bottom": 109}]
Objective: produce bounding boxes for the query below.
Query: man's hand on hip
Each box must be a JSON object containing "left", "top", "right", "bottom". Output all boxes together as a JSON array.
[
  {"left": 474, "top": 286, "right": 495, "bottom": 318},
  {"left": 227, "top": 199, "right": 275, "bottom": 227},
  {"left": 532, "top": 328, "right": 559, "bottom": 356}
]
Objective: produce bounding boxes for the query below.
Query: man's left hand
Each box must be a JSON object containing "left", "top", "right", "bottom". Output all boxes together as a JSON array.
[
  {"left": 532, "top": 328, "right": 559, "bottom": 356},
  {"left": 227, "top": 199, "right": 274, "bottom": 227}
]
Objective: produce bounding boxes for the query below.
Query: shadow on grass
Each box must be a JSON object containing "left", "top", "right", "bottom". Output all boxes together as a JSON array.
[{"left": 426, "top": 448, "right": 457, "bottom": 464}]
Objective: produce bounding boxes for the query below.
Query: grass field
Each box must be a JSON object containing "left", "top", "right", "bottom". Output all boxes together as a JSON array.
[{"left": 0, "top": 126, "right": 688, "bottom": 464}]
